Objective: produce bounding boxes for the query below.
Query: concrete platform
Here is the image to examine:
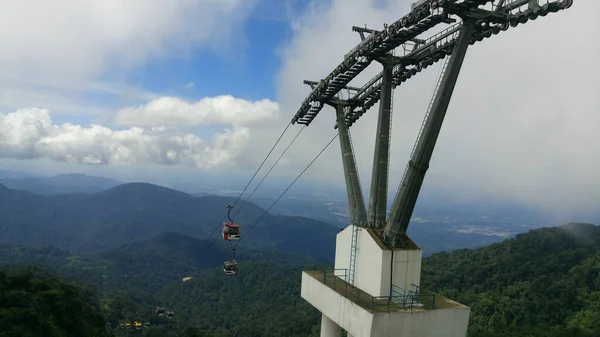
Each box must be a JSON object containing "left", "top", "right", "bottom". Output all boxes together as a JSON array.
[
  {"left": 301, "top": 271, "right": 470, "bottom": 337},
  {"left": 301, "top": 224, "right": 471, "bottom": 337}
]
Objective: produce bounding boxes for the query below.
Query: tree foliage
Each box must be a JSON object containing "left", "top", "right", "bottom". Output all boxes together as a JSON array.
[
  {"left": 0, "top": 266, "right": 112, "bottom": 337},
  {"left": 2, "top": 223, "right": 600, "bottom": 336},
  {"left": 421, "top": 223, "right": 600, "bottom": 336}
]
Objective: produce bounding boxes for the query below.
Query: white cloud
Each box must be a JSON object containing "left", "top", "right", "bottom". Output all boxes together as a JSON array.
[
  {"left": 0, "top": 0, "right": 255, "bottom": 81},
  {"left": 0, "top": 1, "right": 266, "bottom": 171},
  {"left": 0, "top": 108, "right": 249, "bottom": 169},
  {"left": 0, "top": 0, "right": 258, "bottom": 114},
  {"left": 1, "top": 0, "right": 597, "bottom": 221},
  {"left": 268, "top": 0, "right": 600, "bottom": 218},
  {"left": 114, "top": 96, "right": 280, "bottom": 127}
]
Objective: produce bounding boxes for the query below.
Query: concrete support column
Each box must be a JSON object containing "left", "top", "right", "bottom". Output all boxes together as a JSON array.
[{"left": 320, "top": 314, "right": 342, "bottom": 337}]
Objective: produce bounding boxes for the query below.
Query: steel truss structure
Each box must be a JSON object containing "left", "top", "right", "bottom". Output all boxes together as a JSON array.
[{"left": 290, "top": 0, "right": 574, "bottom": 249}]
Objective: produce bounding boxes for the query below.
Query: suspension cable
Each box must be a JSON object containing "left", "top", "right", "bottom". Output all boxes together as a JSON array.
[
  {"left": 231, "top": 120, "right": 294, "bottom": 212},
  {"left": 233, "top": 132, "right": 339, "bottom": 249},
  {"left": 232, "top": 126, "right": 306, "bottom": 219},
  {"left": 200, "top": 121, "right": 294, "bottom": 251}
]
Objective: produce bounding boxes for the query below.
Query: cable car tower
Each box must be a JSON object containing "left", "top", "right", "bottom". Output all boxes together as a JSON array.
[{"left": 296, "top": 1, "right": 573, "bottom": 336}]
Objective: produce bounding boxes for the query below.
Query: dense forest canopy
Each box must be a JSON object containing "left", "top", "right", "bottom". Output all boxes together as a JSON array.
[
  {"left": 0, "top": 266, "right": 111, "bottom": 337},
  {"left": 422, "top": 222, "right": 600, "bottom": 336},
  {"left": 0, "top": 266, "right": 221, "bottom": 337},
  {"left": 2, "top": 223, "right": 600, "bottom": 336}
]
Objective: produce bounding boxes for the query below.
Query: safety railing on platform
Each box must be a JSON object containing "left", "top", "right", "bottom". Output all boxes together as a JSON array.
[{"left": 320, "top": 269, "right": 436, "bottom": 313}]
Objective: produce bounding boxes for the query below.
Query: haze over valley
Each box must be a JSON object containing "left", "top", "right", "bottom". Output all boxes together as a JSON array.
[{"left": 0, "top": 169, "right": 574, "bottom": 257}]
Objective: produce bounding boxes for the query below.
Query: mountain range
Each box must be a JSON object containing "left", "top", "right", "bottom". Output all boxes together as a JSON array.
[
  {"left": 0, "top": 170, "right": 536, "bottom": 262},
  {"left": 0, "top": 181, "right": 338, "bottom": 262},
  {"left": 0, "top": 172, "right": 122, "bottom": 195},
  {"left": 0, "top": 170, "right": 559, "bottom": 257}
]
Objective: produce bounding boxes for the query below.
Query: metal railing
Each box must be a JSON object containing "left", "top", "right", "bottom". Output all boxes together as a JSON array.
[{"left": 320, "top": 269, "right": 437, "bottom": 313}]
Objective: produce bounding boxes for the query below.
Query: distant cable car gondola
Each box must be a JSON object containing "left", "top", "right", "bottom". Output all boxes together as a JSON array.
[
  {"left": 222, "top": 204, "right": 241, "bottom": 241},
  {"left": 223, "top": 248, "right": 238, "bottom": 276},
  {"left": 223, "top": 260, "right": 237, "bottom": 276}
]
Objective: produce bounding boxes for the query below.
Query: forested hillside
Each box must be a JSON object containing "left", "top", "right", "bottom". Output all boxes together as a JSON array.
[
  {"left": 0, "top": 182, "right": 337, "bottom": 262},
  {"left": 0, "top": 266, "right": 220, "bottom": 337},
  {"left": 2, "top": 223, "right": 600, "bottom": 336},
  {"left": 0, "top": 266, "right": 112, "bottom": 337},
  {"left": 101, "top": 262, "right": 321, "bottom": 337},
  {"left": 0, "top": 233, "right": 319, "bottom": 294},
  {"left": 0, "top": 234, "right": 323, "bottom": 337},
  {"left": 422, "top": 222, "right": 600, "bottom": 336}
]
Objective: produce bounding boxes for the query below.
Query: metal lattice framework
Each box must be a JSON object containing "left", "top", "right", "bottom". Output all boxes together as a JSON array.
[
  {"left": 292, "top": 0, "right": 572, "bottom": 127},
  {"left": 290, "top": 0, "right": 573, "bottom": 252}
]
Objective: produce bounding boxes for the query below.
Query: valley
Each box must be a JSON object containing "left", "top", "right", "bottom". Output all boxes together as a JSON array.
[{"left": 2, "top": 222, "right": 600, "bottom": 336}]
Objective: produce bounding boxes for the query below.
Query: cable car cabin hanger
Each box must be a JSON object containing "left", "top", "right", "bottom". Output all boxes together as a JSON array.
[
  {"left": 223, "top": 248, "right": 238, "bottom": 276},
  {"left": 223, "top": 260, "right": 237, "bottom": 276},
  {"left": 222, "top": 204, "right": 241, "bottom": 241}
]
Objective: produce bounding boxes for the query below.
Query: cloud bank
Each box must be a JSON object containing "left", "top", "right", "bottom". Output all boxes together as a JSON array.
[
  {"left": 114, "top": 96, "right": 279, "bottom": 127},
  {"left": 0, "top": 0, "right": 598, "bottom": 219},
  {"left": 0, "top": 0, "right": 258, "bottom": 113},
  {"left": 0, "top": 108, "right": 250, "bottom": 169},
  {"left": 270, "top": 0, "right": 600, "bottom": 216},
  {"left": 0, "top": 0, "right": 255, "bottom": 81},
  {"left": 0, "top": 0, "right": 271, "bottom": 171}
]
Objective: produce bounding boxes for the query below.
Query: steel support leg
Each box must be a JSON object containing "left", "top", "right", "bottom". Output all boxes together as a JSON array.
[
  {"left": 368, "top": 63, "right": 393, "bottom": 229},
  {"left": 383, "top": 19, "right": 476, "bottom": 247},
  {"left": 335, "top": 104, "right": 367, "bottom": 225}
]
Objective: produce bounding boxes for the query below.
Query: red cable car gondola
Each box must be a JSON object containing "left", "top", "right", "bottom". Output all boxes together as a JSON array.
[{"left": 222, "top": 204, "right": 241, "bottom": 241}]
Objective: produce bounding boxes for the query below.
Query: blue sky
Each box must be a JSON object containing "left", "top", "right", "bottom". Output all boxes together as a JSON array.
[
  {"left": 128, "top": 11, "right": 291, "bottom": 102},
  {"left": 47, "top": 0, "right": 308, "bottom": 128}
]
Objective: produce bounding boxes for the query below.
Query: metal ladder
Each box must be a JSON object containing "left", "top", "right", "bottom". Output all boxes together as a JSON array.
[
  {"left": 411, "top": 56, "right": 450, "bottom": 158},
  {"left": 344, "top": 98, "right": 364, "bottom": 286},
  {"left": 348, "top": 221, "right": 360, "bottom": 285},
  {"left": 386, "top": 64, "right": 395, "bottom": 210},
  {"left": 391, "top": 57, "right": 451, "bottom": 210}
]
